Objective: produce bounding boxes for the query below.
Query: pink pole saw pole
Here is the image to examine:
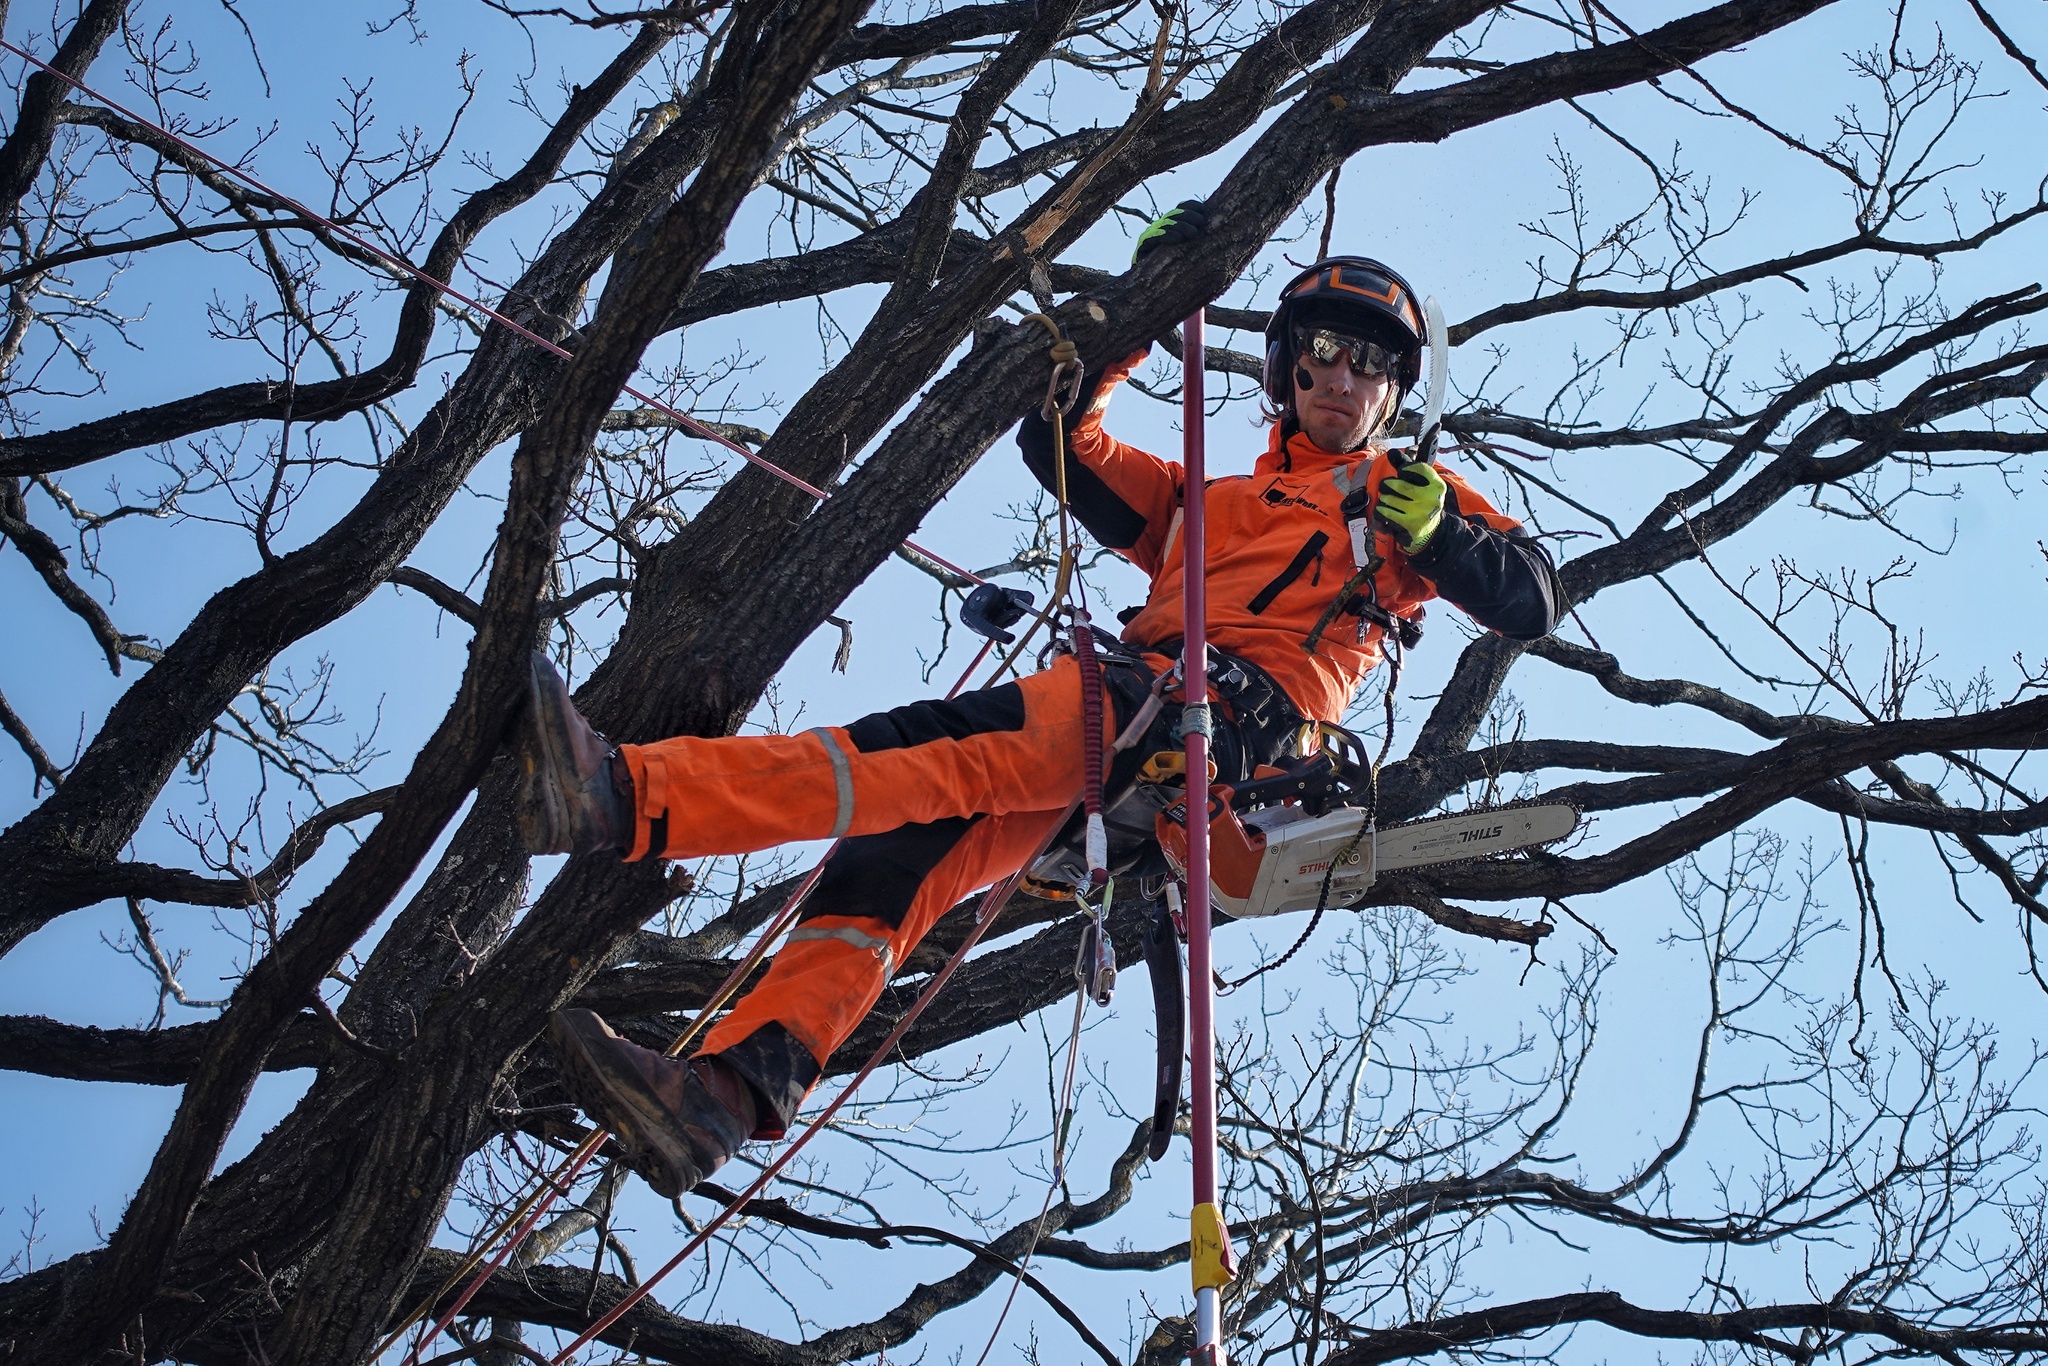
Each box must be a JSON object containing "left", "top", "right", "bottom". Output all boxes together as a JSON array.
[{"left": 1180, "top": 307, "right": 1235, "bottom": 1362}]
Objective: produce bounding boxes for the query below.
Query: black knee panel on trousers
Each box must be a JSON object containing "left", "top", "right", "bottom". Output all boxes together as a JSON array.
[
  {"left": 843, "top": 682, "right": 1027, "bottom": 753},
  {"left": 803, "top": 815, "right": 982, "bottom": 932}
]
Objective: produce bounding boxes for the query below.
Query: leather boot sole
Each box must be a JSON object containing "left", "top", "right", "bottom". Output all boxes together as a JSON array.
[
  {"left": 548, "top": 1009, "right": 702, "bottom": 1199},
  {"left": 516, "top": 655, "right": 581, "bottom": 855},
  {"left": 515, "top": 653, "right": 629, "bottom": 856}
]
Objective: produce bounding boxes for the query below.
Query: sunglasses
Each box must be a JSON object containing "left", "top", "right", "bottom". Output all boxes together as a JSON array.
[{"left": 1293, "top": 327, "right": 1397, "bottom": 379}]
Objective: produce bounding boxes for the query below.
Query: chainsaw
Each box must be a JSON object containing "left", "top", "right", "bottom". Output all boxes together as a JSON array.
[
  {"left": 1132, "top": 749, "right": 1577, "bottom": 1159},
  {"left": 1156, "top": 788, "right": 1578, "bottom": 919}
]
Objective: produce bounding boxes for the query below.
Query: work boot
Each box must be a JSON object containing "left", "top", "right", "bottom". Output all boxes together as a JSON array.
[
  {"left": 548, "top": 1008, "right": 757, "bottom": 1199},
  {"left": 513, "top": 652, "right": 633, "bottom": 855}
]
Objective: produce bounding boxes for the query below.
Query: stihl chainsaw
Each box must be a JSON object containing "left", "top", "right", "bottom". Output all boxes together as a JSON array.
[
  {"left": 1154, "top": 758, "right": 1577, "bottom": 919},
  {"left": 1029, "top": 745, "right": 1578, "bottom": 1163}
]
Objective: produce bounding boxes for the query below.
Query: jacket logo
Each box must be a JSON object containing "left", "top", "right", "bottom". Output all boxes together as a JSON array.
[{"left": 1259, "top": 481, "right": 1323, "bottom": 512}]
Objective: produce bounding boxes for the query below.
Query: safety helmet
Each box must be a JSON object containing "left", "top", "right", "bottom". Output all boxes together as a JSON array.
[{"left": 1262, "top": 256, "right": 1426, "bottom": 409}]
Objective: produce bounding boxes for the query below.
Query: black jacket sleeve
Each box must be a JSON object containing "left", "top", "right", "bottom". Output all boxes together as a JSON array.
[
  {"left": 1016, "top": 381, "right": 1151, "bottom": 551},
  {"left": 1405, "top": 489, "right": 1564, "bottom": 641}
]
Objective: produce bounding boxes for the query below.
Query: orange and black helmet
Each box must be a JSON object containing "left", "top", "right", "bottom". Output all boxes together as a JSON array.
[{"left": 1263, "top": 256, "right": 1426, "bottom": 407}]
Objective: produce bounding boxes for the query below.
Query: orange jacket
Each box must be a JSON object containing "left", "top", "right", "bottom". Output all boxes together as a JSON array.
[{"left": 1020, "top": 370, "right": 1561, "bottom": 723}]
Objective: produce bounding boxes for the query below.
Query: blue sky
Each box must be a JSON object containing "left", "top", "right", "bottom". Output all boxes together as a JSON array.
[{"left": 5, "top": 0, "right": 2048, "bottom": 1359}]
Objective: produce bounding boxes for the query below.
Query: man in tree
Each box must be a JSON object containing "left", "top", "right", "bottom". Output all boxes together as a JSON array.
[{"left": 529, "top": 213, "right": 1563, "bottom": 1200}]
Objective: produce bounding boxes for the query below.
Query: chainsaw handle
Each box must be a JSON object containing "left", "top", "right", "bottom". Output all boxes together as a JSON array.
[{"left": 1220, "top": 753, "right": 1341, "bottom": 812}]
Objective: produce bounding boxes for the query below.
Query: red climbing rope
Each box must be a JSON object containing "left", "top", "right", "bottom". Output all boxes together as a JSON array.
[
  {"left": 387, "top": 854, "right": 837, "bottom": 1363},
  {"left": 0, "top": 38, "right": 988, "bottom": 591}
]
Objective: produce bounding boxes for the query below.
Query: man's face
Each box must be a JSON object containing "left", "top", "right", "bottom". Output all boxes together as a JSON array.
[{"left": 1292, "top": 327, "right": 1396, "bottom": 453}]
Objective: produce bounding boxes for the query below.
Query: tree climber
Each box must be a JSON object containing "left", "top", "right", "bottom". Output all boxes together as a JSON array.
[{"left": 523, "top": 204, "right": 1565, "bottom": 1201}]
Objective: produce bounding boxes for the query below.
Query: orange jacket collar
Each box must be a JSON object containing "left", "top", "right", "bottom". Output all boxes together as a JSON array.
[{"left": 1253, "top": 423, "right": 1368, "bottom": 477}]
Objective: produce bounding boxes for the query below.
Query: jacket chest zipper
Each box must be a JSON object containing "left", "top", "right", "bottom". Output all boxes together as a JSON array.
[{"left": 1246, "top": 530, "right": 1330, "bottom": 615}]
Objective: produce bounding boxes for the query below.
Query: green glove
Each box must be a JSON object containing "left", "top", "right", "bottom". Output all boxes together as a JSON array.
[
  {"left": 1133, "top": 199, "right": 1209, "bottom": 265},
  {"left": 1376, "top": 463, "right": 1447, "bottom": 552}
]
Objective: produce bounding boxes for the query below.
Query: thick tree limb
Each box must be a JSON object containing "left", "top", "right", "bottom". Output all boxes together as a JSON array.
[
  {"left": 0, "top": 1011, "right": 337, "bottom": 1084},
  {"left": 0, "top": 0, "right": 129, "bottom": 226},
  {"left": 1421, "top": 693, "right": 2048, "bottom": 903},
  {"left": 1322, "top": 1290, "right": 2048, "bottom": 1364},
  {"left": 38, "top": 786, "right": 398, "bottom": 911}
]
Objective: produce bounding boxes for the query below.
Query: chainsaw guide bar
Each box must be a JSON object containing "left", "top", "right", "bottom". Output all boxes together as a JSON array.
[
  {"left": 1163, "top": 800, "right": 1580, "bottom": 921},
  {"left": 1375, "top": 802, "right": 1579, "bottom": 871}
]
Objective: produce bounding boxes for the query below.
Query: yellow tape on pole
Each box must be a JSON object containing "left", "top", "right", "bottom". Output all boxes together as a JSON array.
[{"left": 1190, "top": 1201, "right": 1238, "bottom": 1292}]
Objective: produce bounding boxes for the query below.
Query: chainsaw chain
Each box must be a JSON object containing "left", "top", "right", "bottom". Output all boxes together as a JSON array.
[
  {"left": 1214, "top": 797, "right": 1580, "bottom": 994},
  {"left": 1370, "top": 795, "right": 1585, "bottom": 873}
]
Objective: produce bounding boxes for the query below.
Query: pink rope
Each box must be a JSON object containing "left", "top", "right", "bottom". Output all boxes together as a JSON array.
[
  {"left": 0, "top": 38, "right": 986, "bottom": 589},
  {"left": 398, "top": 853, "right": 836, "bottom": 1363}
]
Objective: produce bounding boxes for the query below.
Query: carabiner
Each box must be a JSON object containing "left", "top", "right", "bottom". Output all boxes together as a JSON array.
[
  {"left": 1073, "top": 881, "right": 1117, "bottom": 1006},
  {"left": 1042, "top": 356, "right": 1085, "bottom": 420}
]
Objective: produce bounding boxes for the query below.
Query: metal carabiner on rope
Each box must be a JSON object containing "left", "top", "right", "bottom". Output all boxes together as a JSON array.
[
  {"left": 1021, "top": 311, "right": 1086, "bottom": 419},
  {"left": 1073, "top": 879, "right": 1117, "bottom": 1006},
  {"left": 1043, "top": 342, "right": 1084, "bottom": 419}
]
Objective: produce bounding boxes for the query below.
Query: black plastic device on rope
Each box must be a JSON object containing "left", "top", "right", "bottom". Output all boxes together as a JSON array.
[{"left": 0, "top": 38, "right": 991, "bottom": 596}]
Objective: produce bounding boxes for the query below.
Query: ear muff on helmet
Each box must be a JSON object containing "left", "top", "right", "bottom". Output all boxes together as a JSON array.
[{"left": 1262, "top": 256, "right": 1428, "bottom": 409}]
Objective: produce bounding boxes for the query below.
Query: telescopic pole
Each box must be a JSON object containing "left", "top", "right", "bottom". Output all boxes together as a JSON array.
[{"left": 1181, "top": 307, "right": 1235, "bottom": 1363}]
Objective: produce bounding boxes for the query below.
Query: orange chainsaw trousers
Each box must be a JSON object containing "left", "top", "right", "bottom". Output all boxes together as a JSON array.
[{"left": 616, "top": 653, "right": 1154, "bottom": 1134}]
